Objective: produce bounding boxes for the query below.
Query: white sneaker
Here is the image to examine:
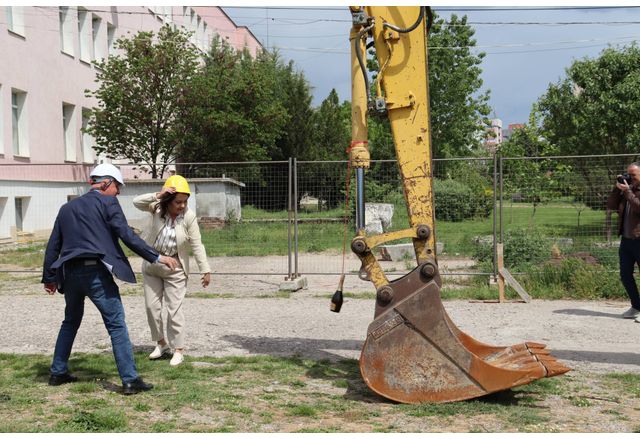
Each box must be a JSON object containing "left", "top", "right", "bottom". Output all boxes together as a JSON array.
[
  {"left": 170, "top": 351, "right": 184, "bottom": 366},
  {"left": 621, "top": 307, "right": 640, "bottom": 319},
  {"left": 149, "top": 344, "right": 171, "bottom": 360}
]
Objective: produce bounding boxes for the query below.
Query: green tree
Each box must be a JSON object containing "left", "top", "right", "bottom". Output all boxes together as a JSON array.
[
  {"left": 500, "top": 112, "right": 563, "bottom": 222},
  {"left": 85, "top": 25, "right": 199, "bottom": 178},
  {"left": 366, "top": 11, "right": 492, "bottom": 179},
  {"left": 270, "top": 56, "right": 315, "bottom": 160},
  {"left": 537, "top": 44, "right": 640, "bottom": 208},
  {"left": 178, "top": 38, "right": 288, "bottom": 164},
  {"left": 299, "top": 89, "right": 352, "bottom": 209},
  {"left": 428, "top": 13, "right": 492, "bottom": 158},
  {"left": 308, "top": 89, "right": 351, "bottom": 161},
  {"left": 539, "top": 45, "right": 640, "bottom": 156}
]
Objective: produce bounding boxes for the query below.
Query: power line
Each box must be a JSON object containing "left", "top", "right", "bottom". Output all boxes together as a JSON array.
[
  {"left": 21, "top": 7, "right": 640, "bottom": 28},
  {"left": 224, "top": 6, "right": 640, "bottom": 12}
]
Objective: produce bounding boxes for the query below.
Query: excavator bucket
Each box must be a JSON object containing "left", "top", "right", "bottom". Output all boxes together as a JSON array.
[{"left": 359, "top": 262, "right": 571, "bottom": 403}]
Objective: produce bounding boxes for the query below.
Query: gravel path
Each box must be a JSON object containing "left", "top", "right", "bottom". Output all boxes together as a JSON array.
[{"left": 2, "top": 291, "right": 639, "bottom": 375}]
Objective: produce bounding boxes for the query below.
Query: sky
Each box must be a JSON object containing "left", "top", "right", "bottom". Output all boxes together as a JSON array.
[{"left": 223, "top": 4, "right": 640, "bottom": 128}]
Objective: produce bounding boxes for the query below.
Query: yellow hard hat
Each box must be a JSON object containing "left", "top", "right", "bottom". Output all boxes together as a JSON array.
[{"left": 163, "top": 175, "right": 191, "bottom": 195}]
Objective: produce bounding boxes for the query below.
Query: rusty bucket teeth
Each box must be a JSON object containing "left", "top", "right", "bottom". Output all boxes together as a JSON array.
[{"left": 359, "top": 266, "right": 571, "bottom": 403}]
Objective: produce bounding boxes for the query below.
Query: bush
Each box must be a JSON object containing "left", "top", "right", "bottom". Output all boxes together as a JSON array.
[
  {"left": 527, "top": 258, "right": 623, "bottom": 300},
  {"left": 474, "top": 229, "right": 549, "bottom": 270},
  {"left": 434, "top": 179, "right": 493, "bottom": 222}
]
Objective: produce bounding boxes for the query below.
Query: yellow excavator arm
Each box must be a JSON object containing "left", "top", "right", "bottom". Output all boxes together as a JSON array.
[{"left": 347, "top": 6, "right": 570, "bottom": 403}]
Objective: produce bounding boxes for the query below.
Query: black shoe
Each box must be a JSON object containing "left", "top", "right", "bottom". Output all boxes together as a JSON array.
[
  {"left": 48, "top": 373, "right": 78, "bottom": 386},
  {"left": 122, "top": 377, "right": 154, "bottom": 395}
]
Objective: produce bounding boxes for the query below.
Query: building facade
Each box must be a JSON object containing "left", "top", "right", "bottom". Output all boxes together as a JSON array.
[{"left": 0, "top": 6, "right": 261, "bottom": 241}]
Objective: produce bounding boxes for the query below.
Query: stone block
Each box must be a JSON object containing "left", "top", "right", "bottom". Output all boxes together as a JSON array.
[
  {"left": 365, "top": 203, "right": 394, "bottom": 234},
  {"left": 379, "top": 242, "right": 444, "bottom": 261},
  {"left": 279, "top": 276, "right": 308, "bottom": 292}
]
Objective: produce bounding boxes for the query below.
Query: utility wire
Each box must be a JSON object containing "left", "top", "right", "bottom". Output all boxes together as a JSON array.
[
  {"left": 22, "top": 6, "right": 640, "bottom": 27},
  {"left": 224, "top": 5, "right": 640, "bottom": 12}
]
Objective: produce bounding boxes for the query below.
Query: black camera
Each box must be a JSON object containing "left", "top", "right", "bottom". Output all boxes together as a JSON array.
[{"left": 617, "top": 173, "right": 633, "bottom": 185}]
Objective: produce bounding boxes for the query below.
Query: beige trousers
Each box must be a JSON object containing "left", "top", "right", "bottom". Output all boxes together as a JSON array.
[{"left": 142, "top": 259, "right": 188, "bottom": 349}]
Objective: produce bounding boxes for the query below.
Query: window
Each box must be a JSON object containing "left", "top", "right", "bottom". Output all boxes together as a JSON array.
[
  {"left": 0, "top": 198, "right": 7, "bottom": 238},
  {"left": 163, "top": 6, "right": 173, "bottom": 23},
  {"left": 62, "top": 103, "right": 76, "bottom": 162},
  {"left": 197, "top": 16, "right": 203, "bottom": 49},
  {"left": 182, "top": 7, "right": 189, "bottom": 26},
  {"left": 0, "top": 83, "right": 3, "bottom": 156},
  {"left": 81, "top": 108, "right": 94, "bottom": 163},
  {"left": 189, "top": 9, "right": 197, "bottom": 44},
  {"left": 6, "top": 6, "right": 25, "bottom": 36},
  {"left": 78, "top": 8, "right": 91, "bottom": 62},
  {"left": 59, "top": 6, "right": 74, "bottom": 56},
  {"left": 15, "top": 197, "right": 24, "bottom": 232},
  {"left": 92, "top": 15, "right": 104, "bottom": 61},
  {"left": 11, "top": 90, "right": 28, "bottom": 157},
  {"left": 107, "top": 23, "right": 116, "bottom": 56},
  {"left": 203, "top": 22, "right": 208, "bottom": 50}
]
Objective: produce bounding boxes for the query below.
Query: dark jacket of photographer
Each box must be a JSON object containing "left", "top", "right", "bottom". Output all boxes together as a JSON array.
[{"left": 607, "top": 185, "right": 640, "bottom": 238}]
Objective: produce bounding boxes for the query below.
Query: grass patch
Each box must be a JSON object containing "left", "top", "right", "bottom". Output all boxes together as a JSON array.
[
  {"left": 286, "top": 404, "right": 318, "bottom": 418},
  {"left": 604, "top": 373, "right": 640, "bottom": 398},
  {"left": 0, "top": 244, "right": 47, "bottom": 269},
  {"left": 55, "top": 409, "right": 128, "bottom": 432},
  {"left": 192, "top": 202, "right": 611, "bottom": 258},
  {"left": 0, "top": 352, "right": 637, "bottom": 433}
]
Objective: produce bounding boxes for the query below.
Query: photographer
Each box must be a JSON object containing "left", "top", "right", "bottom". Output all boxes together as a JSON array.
[{"left": 607, "top": 162, "right": 640, "bottom": 322}]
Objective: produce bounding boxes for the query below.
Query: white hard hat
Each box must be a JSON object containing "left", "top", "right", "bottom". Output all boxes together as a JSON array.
[{"left": 90, "top": 163, "right": 125, "bottom": 186}]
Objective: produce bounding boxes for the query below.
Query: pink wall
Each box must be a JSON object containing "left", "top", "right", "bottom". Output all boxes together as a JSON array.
[{"left": 0, "top": 6, "right": 262, "bottom": 181}]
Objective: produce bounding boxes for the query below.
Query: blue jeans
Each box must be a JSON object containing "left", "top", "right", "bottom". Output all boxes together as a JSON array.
[
  {"left": 619, "top": 237, "right": 640, "bottom": 310},
  {"left": 50, "top": 261, "right": 139, "bottom": 384}
]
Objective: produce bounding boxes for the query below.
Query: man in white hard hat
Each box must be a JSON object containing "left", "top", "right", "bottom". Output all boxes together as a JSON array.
[{"left": 42, "top": 163, "right": 178, "bottom": 395}]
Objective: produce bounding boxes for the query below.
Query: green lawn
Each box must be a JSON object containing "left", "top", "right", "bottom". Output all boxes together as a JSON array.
[
  {"left": 1, "top": 352, "right": 638, "bottom": 433},
  {"left": 202, "top": 201, "right": 611, "bottom": 257},
  {"left": 0, "top": 201, "right": 614, "bottom": 264}
]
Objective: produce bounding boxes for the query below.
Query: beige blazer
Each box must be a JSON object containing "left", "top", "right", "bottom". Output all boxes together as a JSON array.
[{"left": 133, "top": 193, "right": 211, "bottom": 276}]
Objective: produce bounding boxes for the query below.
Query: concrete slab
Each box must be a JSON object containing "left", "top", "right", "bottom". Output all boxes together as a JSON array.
[
  {"left": 379, "top": 242, "right": 444, "bottom": 261},
  {"left": 279, "top": 276, "right": 308, "bottom": 291}
]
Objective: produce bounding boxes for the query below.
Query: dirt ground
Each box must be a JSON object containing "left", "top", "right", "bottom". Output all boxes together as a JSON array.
[
  {"left": 1, "top": 254, "right": 640, "bottom": 432},
  {"left": 1, "top": 253, "right": 639, "bottom": 375}
]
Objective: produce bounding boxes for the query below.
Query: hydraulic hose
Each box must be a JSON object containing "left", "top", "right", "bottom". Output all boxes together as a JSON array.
[
  {"left": 354, "top": 22, "right": 374, "bottom": 108},
  {"left": 382, "top": 6, "right": 427, "bottom": 34}
]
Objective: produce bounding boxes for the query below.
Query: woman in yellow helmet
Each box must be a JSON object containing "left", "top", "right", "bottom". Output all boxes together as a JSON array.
[{"left": 133, "top": 175, "right": 211, "bottom": 366}]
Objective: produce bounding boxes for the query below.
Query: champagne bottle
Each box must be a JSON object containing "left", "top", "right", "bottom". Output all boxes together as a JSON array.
[{"left": 330, "top": 274, "right": 345, "bottom": 313}]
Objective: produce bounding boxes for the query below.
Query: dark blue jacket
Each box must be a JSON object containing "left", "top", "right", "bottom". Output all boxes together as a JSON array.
[{"left": 41, "top": 190, "right": 159, "bottom": 289}]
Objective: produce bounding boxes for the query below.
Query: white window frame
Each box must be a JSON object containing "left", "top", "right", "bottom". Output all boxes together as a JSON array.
[
  {"left": 59, "top": 6, "right": 75, "bottom": 56},
  {"left": 0, "top": 83, "right": 3, "bottom": 157},
  {"left": 163, "top": 6, "right": 173, "bottom": 23},
  {"left": 81, "top": 108, "right": 95, "bottom": 163},
  {"left": 78, "top": 8, "right": 92, "bottom": 63},
  {"left": 107, "top": 22, "right": 116, "bottom": 57},
  {"left": 6, "top": 6, "right": 25, "bottom": 36},
  {"left": 62, "top": 103, "right": 76, "bottom": 162},
  {"left": 15, "top": 197, "right": 25, "bottom": 232},
  {"left": 11, "top": 89, "right": 28, "bottom": 157},
  {"left": 182, "top": 6, "right": 189, "bottom": 27},
  {"left": 92, "top": 14, "right": 105, "bottom": 62},
  {"left": 189, "top": 9, "right": 197, "bottom": 45},
  {"left": 203, "top": 22, "right": 209, "bottom": 51}
]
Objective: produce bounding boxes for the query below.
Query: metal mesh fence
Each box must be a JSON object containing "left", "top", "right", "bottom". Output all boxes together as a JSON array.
[{"left": 0, "top": 154, "right": 635, "bottom": 284}]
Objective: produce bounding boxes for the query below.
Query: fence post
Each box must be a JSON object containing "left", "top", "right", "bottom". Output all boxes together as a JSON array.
[
  {"left": 499, "top": 154, "right": 504, "bottom": 244},
  {"left": 492, "top": 151, "right": 498, "bottom": 283},
  {"left": 293, "top": 157, "right": 299, "bottom": 279},
  {"left": 287, "top": 157, "right": 293, "bottom": 280}
]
